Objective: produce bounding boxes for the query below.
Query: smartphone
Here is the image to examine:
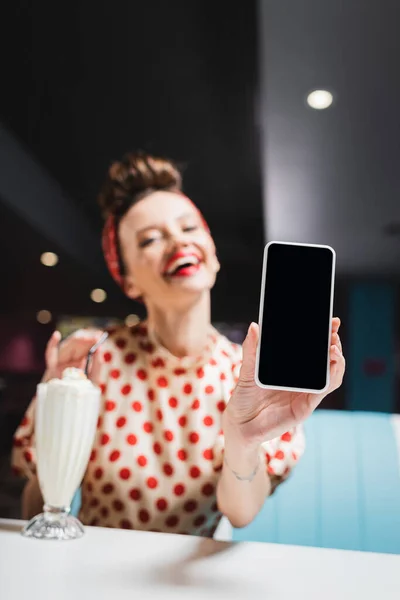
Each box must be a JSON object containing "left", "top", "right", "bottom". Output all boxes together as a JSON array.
[{"left": 255, "top": 241, "right": 336, "bottom": 393}]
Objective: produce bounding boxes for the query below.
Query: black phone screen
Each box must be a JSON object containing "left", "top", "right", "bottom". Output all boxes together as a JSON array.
[{"left": 257, "top": 242, "right": 335, "bottom": 392}]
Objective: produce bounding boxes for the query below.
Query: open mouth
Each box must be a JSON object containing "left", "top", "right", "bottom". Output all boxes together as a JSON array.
[{"left": 163, "top": 253, "right": 202, "bottom": 277}]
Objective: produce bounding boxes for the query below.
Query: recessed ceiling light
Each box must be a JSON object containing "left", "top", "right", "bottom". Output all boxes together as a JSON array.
[
  {"left": 306, "top": 90, "right": 334, "bottom": 110},
  {"left": 90, "top": 288, "right": 107, "bottom": 303},
  {"left": 40, "top": 252, "right": 59, "bottom": 267},
  {"left": 37, "top": 310, "right": 52, "bottom": 324},
  {"left": 125, "top": 314, "right": 140, "bottom": 327}
]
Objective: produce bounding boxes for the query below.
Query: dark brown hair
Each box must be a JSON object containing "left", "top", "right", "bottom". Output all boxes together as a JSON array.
[{"left": 98, "top": 151, "right": 183, "bottom": 221}]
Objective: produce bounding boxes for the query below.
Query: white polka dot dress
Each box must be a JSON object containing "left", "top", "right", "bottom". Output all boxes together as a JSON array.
[{"left": 12, "top": 322, "right": 305, "bottom": 537}]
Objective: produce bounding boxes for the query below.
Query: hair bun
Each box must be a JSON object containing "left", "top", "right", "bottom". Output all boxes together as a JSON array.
[{"left": 98, "top": 151, "right": 182, "bottom": 219}]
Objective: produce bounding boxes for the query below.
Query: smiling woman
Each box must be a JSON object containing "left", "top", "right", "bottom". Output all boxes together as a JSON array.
[{"left": 10, "top": 151, "right": 343, "bottom": 537}]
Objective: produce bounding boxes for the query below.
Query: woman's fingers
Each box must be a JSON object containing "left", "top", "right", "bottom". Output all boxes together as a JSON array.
[
  {"left": 58, "top": 331, "right": 105, "bottom": 365},
  {"left": 331, "top": 332, "right": 342, "bottom": 353},
  {"left": 45, "top": 331, "right": 62, "bottom": 370},
  {"left": 238, "top": 322, "right": 259, "bottom": 387}
]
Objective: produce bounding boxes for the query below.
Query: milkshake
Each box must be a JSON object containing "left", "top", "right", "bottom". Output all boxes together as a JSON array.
[{"left": 22, "top": 368, "right": 101, "bottom": 540}]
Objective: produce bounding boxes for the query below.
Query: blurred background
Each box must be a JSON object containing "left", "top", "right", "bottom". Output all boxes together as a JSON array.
[{"left": 0, "top": 0, "right": 399, "bottom": 527}]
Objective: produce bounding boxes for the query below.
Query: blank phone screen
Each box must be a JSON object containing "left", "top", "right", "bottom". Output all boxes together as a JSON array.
[{"left": 257, "top": 242, "right": 335, "bottom": 392}]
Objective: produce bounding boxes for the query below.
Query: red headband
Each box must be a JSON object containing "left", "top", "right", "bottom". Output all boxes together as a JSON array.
[{"left": 102, "top": 194, "right": 209, "bottom": 289}]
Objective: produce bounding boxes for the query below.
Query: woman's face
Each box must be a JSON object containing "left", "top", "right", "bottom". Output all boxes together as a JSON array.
[{"left": 118, "top": 191, "right": 220, "bottom": 306}]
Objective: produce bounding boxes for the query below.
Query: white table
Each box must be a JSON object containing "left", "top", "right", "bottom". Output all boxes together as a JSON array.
[{"left": 1, "top": 519, "right": 399, "bottom": 599}]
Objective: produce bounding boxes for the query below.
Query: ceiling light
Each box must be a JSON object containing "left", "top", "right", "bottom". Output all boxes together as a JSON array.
[
  {"left": 125, "top": 314, "right": 140, "bottom": 327},
  {"left": 37, "top": 310, "right": 52, "bottom": 324},
  {"left": 306, "top": 90, "right": 334, "bottom": 110},
  {"left": 40, "top": 252, "right": 59, "bottom": 267},
  {"left": 90, "top": 288, "right": 107, "bottom": 303}
]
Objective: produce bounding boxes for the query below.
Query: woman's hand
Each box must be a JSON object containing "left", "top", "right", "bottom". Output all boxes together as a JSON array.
[
  {"left": 224, "top": 318, "right": 345, "bottom": 448},
  {"left": 43, "top": 329, "right": 105, "bottom": 383}
]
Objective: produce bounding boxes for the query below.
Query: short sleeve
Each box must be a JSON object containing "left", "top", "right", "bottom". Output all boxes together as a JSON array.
[{"left": 11, "top": 395, "right": 37, "bottom": 480}]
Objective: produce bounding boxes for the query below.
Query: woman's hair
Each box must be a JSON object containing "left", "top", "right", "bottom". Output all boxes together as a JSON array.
[{"left": 98, "top": 151, "right": 183, "bottom": 221}]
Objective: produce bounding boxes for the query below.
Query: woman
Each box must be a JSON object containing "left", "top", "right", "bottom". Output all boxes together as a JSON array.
[{"left": 12, "top": 152, "right": 345, "bottom": 536}]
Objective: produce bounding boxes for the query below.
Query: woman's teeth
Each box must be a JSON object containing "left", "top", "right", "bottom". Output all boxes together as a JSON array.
[{"left": 166, "top": 256, "right": 200, "bottom": 275}]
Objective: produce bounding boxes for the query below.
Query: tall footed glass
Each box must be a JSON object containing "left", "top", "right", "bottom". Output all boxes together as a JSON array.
[{"left": 22, "top": 368, "right": 100, "bottom": 540}]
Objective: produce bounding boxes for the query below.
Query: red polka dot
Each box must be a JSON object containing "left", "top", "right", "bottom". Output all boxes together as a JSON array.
[
  {"left": 203, "top": 448, "right": 214, "bottom": 461},
  {"left": 156, "top": 409, "right": 163, "bottom": 421},
  {"left": 110, "top": 369, "right": 120, "bottom": 379},
  {"left": 205, "top": 385, "right": 214, "bottom": 395},
  {"left": 143, "top": 422, "right": 153, "bottom": 433},
  {"left": 174, "top": 368, "right": 186, "bottom": 376},
  {"left": 156, "top": 498, "right": 168, "bottom": 511},
  {"left": 163, "top": 463, "right": 174, "bottom": 476},
  {"left": 165, "top": 515, "right": 179, "bottom": 527},
  {"left": 178, "top": 416, "right": 187, "bottom": 427},
  {"left": 189, "top": 432, "right": 200, "bottom": 444},
  {"left": 13, "top": 438, "right": 23, "bottom": 448},
  {"left": 183, "top": 383, "right": 192, "bottom": 394},
  {"left": 102, "top": 483, "right": 114, "bottom": 494},
  {"left": 194, "top": 515, "right": 206, "bottom": 527},
  {"left": 124, "top": 353, "right": 137, "bottom": 365},
  {"left": 120, "top": 519, "right": 133, "bottom": 529},
  {"left": 166, "top": 515, "right": 179, "bottom": 528},
  {"left": 97, "top": 416, "right": 103, "bottom": 429},
  {"left": 11, "top": 466, "right": 22, "bottom": 476},
  {"left": 220, "top": 372, "right": 226, "bottom": 381},
  {"left": 148, "top": 389, "right": 155, "bottom": 401},
  {"left": 100, "top": 433, "right": 110, "bottom": 445},
  {"left": 164, "top": 430, "right": 174, "bottom": 442},
  {"left": 140, "top": 341, "right": 155, "bottom": 354},
  {"left": 104, "top": 352, "right": 112, "bottom": 363},
  {"left": 174, "top": 484, "right": 185, "bottom": 496},
  {"left": 217, "top": 401, "right": 226, "bottom": 412},
  {"left": 90, "top": 498, "right": 99, "bottom": 507},
  {"left": 121, "top": 384, "right": 132, "bottom": 396},
  {"left": 177, "top": 449, "right": 187, "bottom": 461},
  {"left": 109, "top": 450, "right": 120, "bottom": 462},
  {"left": 137, "top": 455, "right": 147, "bottom": 467},
  {"left": 137, "top": 369, "right": 147, "bottom": 380},
  {"left": 153, "top": 442, "right": 162, "bottom": 455},
  {"left": 116, "top": 416, "right": 127, "bottom": 428},
  {"left": 211, "top": 502, "right": 219, "bottom": 512},
  {"left": 292, "top": 451, "right": 298, "bottom": 461},
  {"left": 168, "top": 397, "right": 178, "bottom": 408},
  {"left": 147, "top": 477, "right": 158, "bottom": 489},
  {"left": 281, "top": 432, "right": 292, "bottom": 442},
  {"left": 203, "top": 416, "right": 214, "bottom": 427},
  {"left": 132, "top": 401, "right": 142, "bottom": 412},
  {"left": 87, "top": 482, "right": 93, "bottom": 493},
  {"left": 119, "top": 468, "right": 131, "bottom": 480},
  {"left": 190, "top": 466, "right": 201, "bottom": 479},
  {"left": 196, "top": 367, "right": 205, "bottom": 378},
  {"left": 129, "top": 488, "right": 141, "bottom": 501},
  {"left": 152, "top": 357, "right": 165, "bottom": 368},
  {"left": 126, "top": 434, "right": 137, "bottom": 446},
  {"left": 113, "top": 500, "right": 124, "bottom": 511},
  {"left": 275, "top": 450, "right": 285, "bottom": 460},
  {"left": 90, "top": 518, "right": 100, "bottom": 526},
  {"left": 24, "top": 450, "right": 33, "bottom": 463},
  {"left": 105, "top": 400, "right": 116, "bottom": 411},
  {"left": 202, "top": 483, "right": 214, "bottom": 497},
  {"left": 21, "top": 416, "right": 29, "bottom": 427},
  {"left": 100, "top": 383, "right": 107, "bottom": 394},
  {"left": 191, "top": 399, "right": 200, "bottom": 410},
  {"left": 116, "top": 338, "right": 127, "bottom": 349},
  {"left": 265, "top": 452, "right": 271, "bottom": 463},
  {"left": 157, "top": 376, "right": 168, "bottom": 388},
  {"left": 221, "top": 350, "right": 230, "bottom": 358},
  {"left": 267, "top": 465, "right": 275, "bottom": 475},
  {"left": 209, "top": 358, "right": 217, "bottom": 366},
  {"left": 184, "top": 500, "right": 198, "bottom": 513},
  {"left": 94, "top": 467, "right": 103, "bottom": 480},
  {"left": 139, "top": 509, "right": 150, "bottom": 523}
]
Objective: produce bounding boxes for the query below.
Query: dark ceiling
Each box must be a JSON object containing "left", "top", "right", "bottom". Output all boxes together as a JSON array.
[{"left": 0, "top": 1, "right": 264, "bottom": 324}]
